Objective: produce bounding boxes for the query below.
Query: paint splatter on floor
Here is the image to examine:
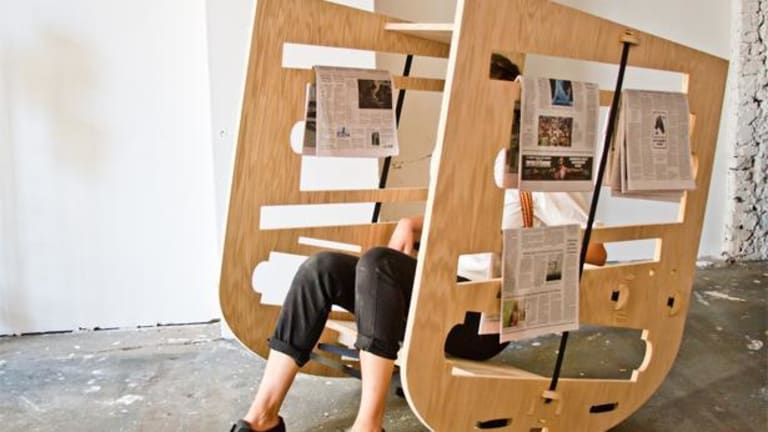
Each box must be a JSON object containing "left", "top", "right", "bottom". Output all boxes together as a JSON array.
[
  {"left": 746, "top": 337, "right": 764, "bottom": 351},
  {"left": 702, "top": 291, "right": 747, "bottom": 302}
]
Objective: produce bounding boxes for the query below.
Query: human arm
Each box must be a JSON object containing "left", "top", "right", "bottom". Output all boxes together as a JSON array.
[
  {"left": 388, "top": 215, "right": 423, "bottom": 256},
  {"left": 585, "top": 242, "right": 607, "bottom": 266}
]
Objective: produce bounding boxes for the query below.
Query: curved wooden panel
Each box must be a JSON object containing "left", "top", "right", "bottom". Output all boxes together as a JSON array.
[
  {"left": 401, "top": 0, "right": 727, "bottom": 430},
  {"left": 219, "top": 0, "right": 450, "bottom": 377}
]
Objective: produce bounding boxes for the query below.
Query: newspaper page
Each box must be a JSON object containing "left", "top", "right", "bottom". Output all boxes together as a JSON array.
[
  {"left": 503, "top": 102, "right": 522, "bottom": 188},
  {"left": 500, "top": 225, "right": 580, "bottom": 342},
  {"left": 622, "top": 89, "right": 695, "bottom": 192},
  {"left": 314, "top": 66, "right": 399, "bottom": 158},
  {"left": 302, "top": 83, "right": 317, "bottom": 155},
  {"left": 608, "top": 90, "right": 692, "bottom": 201},
  {"left": 519, "top": 77, "right": 600, "bottom": 192}
]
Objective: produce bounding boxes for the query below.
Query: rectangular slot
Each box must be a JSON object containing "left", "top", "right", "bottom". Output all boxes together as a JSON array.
[
  {"left": 260, "top": 203, "right": 377, "bottom": 230},
  {"left": 457, "top": 252, "right": 499, "bottom": 281},
  {"left": 383, "top": 22, "right": 454, "bottom": 44},
  {"left": 451, "top": 326, "right": 646, "bottom": 381},
  {"left": 299, "top": 156, "right": 381, "bottom": 192},
  {"left": 298, "top": 236, "right": 362, "bottom": 253},
  {"left": 602, "top": 239, "right": 660, "bottom": 265},
  {"left": 377, "top": 52, "right": 448, "bottom": 80},
  {"left": 283, "top": 43, "right": 447, "bottom": 77},
  {"left": 283, "top": 42, "right": 377, "bottom": 70},
  {"left": 524, "top": 54, "right": 687, "bottom": 93},
  {"left": 475, "top": 418, "right": 512, "bottom": 429},
  {"left": 510, "top": 53, "right": 690, "bottom": 231},
  {"left": 589, "top": 402, "right": 619, "bottom": 414}
]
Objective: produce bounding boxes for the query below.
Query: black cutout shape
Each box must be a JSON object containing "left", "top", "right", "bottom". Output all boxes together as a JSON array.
[
  {"left": 589, "top": 402, "right": 619, "bottom": 413},
  {"left": 476, "top": 418, "right": 512, "bottom": 429}
]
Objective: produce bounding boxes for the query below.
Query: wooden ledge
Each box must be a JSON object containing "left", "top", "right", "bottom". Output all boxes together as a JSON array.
[
  {"left": 384, "top": 22, "right": 454, "bottom": 44},
  {"left": 449, "top": 357, "right": 545, "bottom": 380}
]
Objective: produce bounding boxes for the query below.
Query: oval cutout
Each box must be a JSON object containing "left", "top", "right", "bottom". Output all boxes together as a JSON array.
[
  {"left": 290, "top": 120, "right": 305, "bottom": 154},
  {"left": 476, "top": 418, "right": 512, "bottom": 429},
  {"left": 589, "top": 402, "right": 619, "bottom": 414}
]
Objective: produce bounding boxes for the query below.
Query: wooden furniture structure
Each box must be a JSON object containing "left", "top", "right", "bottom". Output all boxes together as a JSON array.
[{"left": 219, "top": 0, "right": 728, "bottom": 430}]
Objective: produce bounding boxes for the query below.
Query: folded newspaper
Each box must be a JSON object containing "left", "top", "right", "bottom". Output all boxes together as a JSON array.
[
  {"left": 483, "top": 225, "right": 581, "bottom": 342},
  {"left": 303, "top": 66, "right": 399, "bottom": 158},
  {"left": 518, "top": 77, "right": 600, "bottom": 192},
  {"left": 608, "top": 90, "right": 695, "bottom": 201}
]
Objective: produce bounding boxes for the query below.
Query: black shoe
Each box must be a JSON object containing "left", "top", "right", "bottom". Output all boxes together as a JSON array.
[{"left": 230, "top": 417, "right": 286, "bottom": 432}]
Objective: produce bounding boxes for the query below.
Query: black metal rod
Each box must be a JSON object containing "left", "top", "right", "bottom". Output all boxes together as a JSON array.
[
  {"left": 372, "top": 54, "right": 413, "bottom": 223},
  {"left": 547, "top": 40, "right": 634, "bottom": 396}
]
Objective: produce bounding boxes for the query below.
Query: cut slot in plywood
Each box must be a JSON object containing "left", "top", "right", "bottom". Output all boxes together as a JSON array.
[
  {"left": 384, "top": 22, "right": 454, "bottom": 44},
  {"left": 449, "top": 358, "right": 545, "bottom": 380}
]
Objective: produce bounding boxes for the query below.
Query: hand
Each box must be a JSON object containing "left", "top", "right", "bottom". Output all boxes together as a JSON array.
[{"left": 388, "top": 218, "right": 416, "bottom": 256}]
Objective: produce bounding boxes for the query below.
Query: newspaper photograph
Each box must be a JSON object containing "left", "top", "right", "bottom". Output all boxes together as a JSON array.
[
  {"left": 499, "top": 225, "right": 581, "bottom": 342},
  {"left": 302, "top": 83, "right": 317, "bottom": 155},
  {"left": 313, "top": 66, "right": 399, "bottom": 158},
  {"left": 519, "top": 77, "right": 599, "bottom": 192}
]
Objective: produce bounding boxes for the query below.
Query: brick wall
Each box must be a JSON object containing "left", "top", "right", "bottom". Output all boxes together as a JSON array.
[{"left": 726, "top": 0, "right": 768, "bottom": 260}]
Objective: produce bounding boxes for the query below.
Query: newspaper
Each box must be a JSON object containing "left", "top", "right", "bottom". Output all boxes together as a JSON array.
[
  {"left": 302, "top": 83, "right": 317, "bottom": 155},
  {"left": 499, "top": 102, "right": 522, "bottom": 188},
  {"left": 519, "top": 77, "right": 600, "bottom": 192},
  {"left": 609, "top": 90, "right": 694, "bottom": 201},
  {"left": 310, "top": 66, "right": 399, "bottom": 158},
  {"left": 608, "top": 112, "right": 681, "bottom": 201},
  {"left": 498, "top": 225, "right": 581, "bottom": 342}
]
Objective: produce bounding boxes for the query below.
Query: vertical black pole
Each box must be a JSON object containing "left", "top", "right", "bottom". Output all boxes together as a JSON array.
[
  {"left": 372, "top": 54, "right": 414, "bottom": 223},
  {"left": 546, "top": 38, "right": 634, "bottom": 398}
]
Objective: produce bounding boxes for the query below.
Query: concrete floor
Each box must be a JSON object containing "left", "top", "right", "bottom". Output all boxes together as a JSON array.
[{"left": 1, "top": 262, "right": 766, "bottom": 432}]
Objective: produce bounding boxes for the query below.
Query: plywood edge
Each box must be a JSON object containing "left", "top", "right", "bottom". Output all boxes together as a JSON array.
[
  {"left": 448, "top": 358, "right": 546, "bottom": 380},
  {"left": 384, "top": 22, "right": 455, "bottom": 44}
]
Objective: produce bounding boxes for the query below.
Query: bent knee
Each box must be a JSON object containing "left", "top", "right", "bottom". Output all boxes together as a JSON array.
[
  {"left": 297, "top": 251, "right": 346, "bottom": 278},
  {"left": 356, "top": 247, "right": 398, "bottom": 273}
]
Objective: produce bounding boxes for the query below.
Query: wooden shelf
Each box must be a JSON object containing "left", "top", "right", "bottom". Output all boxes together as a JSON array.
[
  {"left": 385, "top": 22, "right": 454, "bottom": 44},
  {"left": 449, "top": 358, "right": 545, "bottom": 380}
]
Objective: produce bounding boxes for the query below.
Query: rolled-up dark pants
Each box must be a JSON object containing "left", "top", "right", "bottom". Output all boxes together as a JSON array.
[{"left": 269, "top": 247, "right": 507, "bottom": 367}]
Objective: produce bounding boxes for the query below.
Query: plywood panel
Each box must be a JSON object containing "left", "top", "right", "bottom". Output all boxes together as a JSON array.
[
  {"left": 401, "top": 0, "right": 727, "bottom": 430},
  {"left": 220, "top": 0, "right": 449, "bottom": 377}
]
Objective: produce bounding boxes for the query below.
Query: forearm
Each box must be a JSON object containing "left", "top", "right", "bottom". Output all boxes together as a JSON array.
[
  {"left": 403, "top": 215, "right": 423, "bottom": 236},
  {"left": 585, "top": 243, "right": 607, "bottom": 266}
]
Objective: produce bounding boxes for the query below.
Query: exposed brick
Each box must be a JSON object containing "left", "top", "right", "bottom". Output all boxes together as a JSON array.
[{"left": 725, "top": 0, "right": 768, "bottom": 260}]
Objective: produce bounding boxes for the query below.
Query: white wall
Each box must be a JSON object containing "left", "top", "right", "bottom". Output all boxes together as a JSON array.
[
  {"left": 376, "top": 0, "right": 732, "bottom": 260},
  {"left": 205, "top": 0, "right": 257, "bottom": 248},
  {"left": 0, "top": 0, "right": 220, "bottom": 334}
]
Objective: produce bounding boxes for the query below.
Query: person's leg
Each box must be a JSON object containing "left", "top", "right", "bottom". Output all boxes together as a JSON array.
[
  {"left": 351, "top": 247, "right": 417, "bottom": 431},
  {"left": 353, "top": 351, "right": 396, "bottom": 432},
  {"left": 243, "top": 350, "right": 297, "bottom": 430},
  {"left": 241, "top": 252, "right": 358, "bottom": 431}
]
